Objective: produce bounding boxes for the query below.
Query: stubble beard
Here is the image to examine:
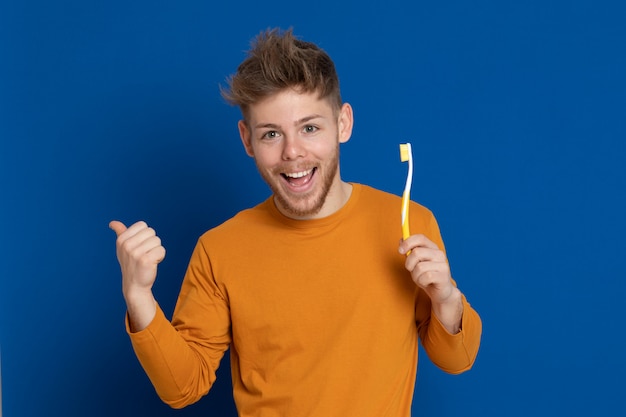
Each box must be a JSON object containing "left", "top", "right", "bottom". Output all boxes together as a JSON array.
[{"left": 258, "top": 144, "right": 340, "bottom": 219}]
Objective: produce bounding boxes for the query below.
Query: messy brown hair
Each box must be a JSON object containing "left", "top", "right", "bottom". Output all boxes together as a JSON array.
[{"left": 221, "top": 28, "right": 342, "bottom": 119}]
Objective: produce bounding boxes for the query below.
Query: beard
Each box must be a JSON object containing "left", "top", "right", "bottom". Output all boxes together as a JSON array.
[{"left": 256, "top": 143, "right": 340, "bottom": 219}]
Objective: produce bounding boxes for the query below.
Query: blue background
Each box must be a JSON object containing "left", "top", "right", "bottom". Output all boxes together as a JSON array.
[{"left": 1, "top": 0, "right": 625, "bottom": 416}]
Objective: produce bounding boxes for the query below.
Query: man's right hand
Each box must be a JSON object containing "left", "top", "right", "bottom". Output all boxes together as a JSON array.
[{"left": 110, "top": 220, "right": 165, "bottom": 331}]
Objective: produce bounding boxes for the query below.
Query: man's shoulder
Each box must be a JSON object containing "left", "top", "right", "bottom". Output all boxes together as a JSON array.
[
  {"left": 198, "top": 198, "right": 273, "bottom": 242},
  {"left": 356, "top": 183, "right": 433, "bottom": 214},
  {"left": 355, "top": 183, "right": 399, "bottom": 201}
]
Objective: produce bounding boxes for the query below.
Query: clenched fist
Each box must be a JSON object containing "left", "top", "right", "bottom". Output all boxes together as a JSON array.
[
  {"left": 110, "top": 220, "right": 164, "bottom": 331},
  {"left": 399, "top": 234, "right": 463, "bottom": 334}
]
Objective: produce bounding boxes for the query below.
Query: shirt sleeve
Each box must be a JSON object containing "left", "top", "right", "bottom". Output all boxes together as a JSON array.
[
  {"left": 417, "top": 293, "right": 482, "bottom": 374},
  {"left": 414, "top": 207, "right": 482, "bottom": 374},
  {"left": 126, "top": 238, "right": 232, "bottom": 408}
]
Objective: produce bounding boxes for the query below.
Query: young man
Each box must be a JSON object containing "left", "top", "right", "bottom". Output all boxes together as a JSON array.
[{"left": 110, "top": 28, "right": 481, "bottom": 416}]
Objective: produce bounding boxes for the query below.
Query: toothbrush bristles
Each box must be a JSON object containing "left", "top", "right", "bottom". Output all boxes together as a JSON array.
[{"left": 399, "top": 143, "right": 410, "bottom": 162}]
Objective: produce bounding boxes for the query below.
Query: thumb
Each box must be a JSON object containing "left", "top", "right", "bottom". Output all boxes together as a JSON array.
[{"left": 109, "top": 220, "right": 128, "bottom": 237}]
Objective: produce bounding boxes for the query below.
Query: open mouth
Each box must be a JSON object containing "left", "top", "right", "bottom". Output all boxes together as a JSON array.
[{"left": 281, "top": 168, "right": 316, "bottom": 188}]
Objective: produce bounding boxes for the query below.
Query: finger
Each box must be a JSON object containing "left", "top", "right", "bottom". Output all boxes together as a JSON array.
[
  {"left": 410, "top": 260, "right": 447, "bottom": 282},
  {"left": 410, "top": 263, "right": 453, "bottom": 294},
  {"left": 115, "top": 221, "right": 150, "bottom": 245},
  {"left": 120, "top": 226, "right": 158, "bottom": 253},
  {"left": 399, "top": 234, "right": 439, "bottom": 254},
  {"left": 124, "top": 221, "right": 150, "bottom": 237},
  {"left": 411, "top": 234, "right": 439, "bottom": 249},
  {"left": 134, "top": 234, "right": 162, "bottom": 254},
  {"left": 147, "top": 244, "right": 166, "bottom": 264},
  {"left": 109, "top": 220, "right": 128, "bottom": 237},
  {"left": 408, "top": 257, "right": 442, "bottom": 278},
  {"left": 110, "top": 220, "right": 148, "bottom": 240},
  {"left": 131, "top": 236, "right": 166, "bottom": 265},
  {"left": 405, "top": 247, "right": 446, "bottom": 269}
]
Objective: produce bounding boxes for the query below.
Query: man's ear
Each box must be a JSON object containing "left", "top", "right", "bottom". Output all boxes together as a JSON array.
[
  {"left": 238, "top": 120, "right": 254, "bottom": 157},
  {"left": 338, "top": 103, "right": 354, "bottom": 144}
]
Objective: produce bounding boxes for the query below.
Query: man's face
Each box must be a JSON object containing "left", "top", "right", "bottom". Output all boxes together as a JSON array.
[{"left": 238, "top": 88, "right": 353, "bottom": 219}]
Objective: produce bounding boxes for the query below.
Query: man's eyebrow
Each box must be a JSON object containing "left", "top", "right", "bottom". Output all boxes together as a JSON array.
[
  {"left": 254, "top": 122, "right": 280, "bottom": 129},
  {"left": 254, "top": 115, "right": 324, "bottom": 130},
  {"left": 296, "top": 114, "right": 323, "bottom": 125}
]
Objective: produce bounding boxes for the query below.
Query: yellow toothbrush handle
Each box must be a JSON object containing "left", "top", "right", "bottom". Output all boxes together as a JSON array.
[
  {"left": 401, "top": 191, "right": 411, "bottom": 255},
  {"left": 402, "top": 219, "right": 410, "bottom": 241}
]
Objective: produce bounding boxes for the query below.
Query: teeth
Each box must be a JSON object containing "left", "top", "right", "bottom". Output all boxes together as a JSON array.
[{"left": 284, "top": 169, "right": 312, "bottom": 178}]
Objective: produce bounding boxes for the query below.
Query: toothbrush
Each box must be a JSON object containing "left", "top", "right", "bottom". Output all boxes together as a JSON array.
[{"left": 399, "top": 143, "right": 413, "bottom": 253}]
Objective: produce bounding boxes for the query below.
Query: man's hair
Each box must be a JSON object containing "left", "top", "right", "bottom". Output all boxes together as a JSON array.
[{"left": 221, "top": 28, "right": 342, "bottom": 119}]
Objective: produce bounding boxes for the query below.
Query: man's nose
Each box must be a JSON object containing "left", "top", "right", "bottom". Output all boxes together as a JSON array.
[{"left": 282, "top": 135, "right": 306, "bottom": 160}]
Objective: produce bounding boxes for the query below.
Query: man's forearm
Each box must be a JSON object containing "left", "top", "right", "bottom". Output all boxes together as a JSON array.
[
  {"left": 431, "top": 287, "right": 463, "bottom": 334},
  {"left": 124, "top": 288, "right": 157, "bottom": 332}
]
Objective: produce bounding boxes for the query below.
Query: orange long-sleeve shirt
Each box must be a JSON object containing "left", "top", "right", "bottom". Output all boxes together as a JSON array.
[{"left": 128, "top": 183, "right": 482, "bottom": 416}]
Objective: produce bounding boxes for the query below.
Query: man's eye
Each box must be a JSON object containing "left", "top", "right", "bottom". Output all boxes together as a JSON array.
[
  {"left": 262, "top": 131, "right": 279, "bottom": 139},
  {"left": 303, "top": 125, "right": 318, "bottom": 133}
]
